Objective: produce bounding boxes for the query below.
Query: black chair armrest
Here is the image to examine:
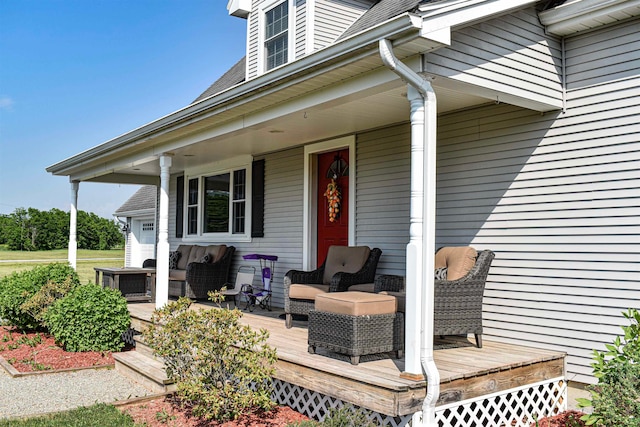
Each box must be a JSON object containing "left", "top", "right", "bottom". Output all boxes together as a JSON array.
[
  {"left": 284, "top": 267, "right": 325, "bottom": 286},
  {"left": 329, "top": 248, "right": 382, "bottom": 292},
  {"left": 374, "top": 274, "right": 404, "bottom": 293},
  {"left": 142, "top": 258, "right": 156, "bottom": 268}
]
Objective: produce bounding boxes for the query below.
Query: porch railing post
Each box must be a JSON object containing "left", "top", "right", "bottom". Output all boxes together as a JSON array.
[
  {"left": 155, "top": 154, "right": 172, "bottom": 308},
  {"left": 68, "top": 180, "right": 79, "bottom": 269}
]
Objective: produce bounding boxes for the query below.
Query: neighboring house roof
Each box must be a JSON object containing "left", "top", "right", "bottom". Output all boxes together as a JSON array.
[
  {"left": 115, "top": 185, "right": 157, "bottom": 217},
  {"left": 192, "top": 0, "right": 426, "bottom": 104}
]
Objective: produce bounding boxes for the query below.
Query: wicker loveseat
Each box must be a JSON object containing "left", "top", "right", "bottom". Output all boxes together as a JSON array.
[
  {"left": 144, "top": 244, "right": 236, "bottom": 300},
  {"left": 375, "top": 248, "right": 495, "bottom": 348},
  {"left": 283, "top": 246, "right": 382, "bottom": 328}
]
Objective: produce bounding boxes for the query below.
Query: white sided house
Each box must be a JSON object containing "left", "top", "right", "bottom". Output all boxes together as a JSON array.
[
  {"left": 115, "top": 185, "right": 158, "bottom": 268},
  {"left": 48, "top": 0, "right": 639, "bottom": 422}
]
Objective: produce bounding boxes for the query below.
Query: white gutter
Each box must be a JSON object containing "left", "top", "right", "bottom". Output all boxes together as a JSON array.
[
  {"left": 379, "top": 38, "right": 440, "bottom": 426},
  {"left": 539, "top": 0, "right": 640, "bottom": 36}
]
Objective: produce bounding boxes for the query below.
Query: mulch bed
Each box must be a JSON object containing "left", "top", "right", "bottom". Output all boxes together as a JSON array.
[
  {"left": 0, "top": 325, "right": 115, "bottom": 373},
  {"left": 119, "top": 396, "right": 310, "bottom": 427}
]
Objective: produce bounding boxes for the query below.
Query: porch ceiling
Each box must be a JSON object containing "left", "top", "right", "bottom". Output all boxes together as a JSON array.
[{"left": 81, "top": 74, "right": 487, "bottom": 183}]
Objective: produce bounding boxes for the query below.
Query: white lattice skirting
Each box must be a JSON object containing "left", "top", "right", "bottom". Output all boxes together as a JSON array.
[
  {"left": 435, "top": 377, "right": 567, "bottom": 427},
  {"left": 271, "top": 377, "right": 566, "bottom": 427}
]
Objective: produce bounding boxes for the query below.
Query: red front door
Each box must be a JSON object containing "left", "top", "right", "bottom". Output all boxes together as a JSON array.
[{"left": 317, "top": 149, "right": 349, "bottom": 266}]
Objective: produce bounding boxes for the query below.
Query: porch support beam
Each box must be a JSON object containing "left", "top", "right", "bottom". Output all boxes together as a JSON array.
[
  {"left": 68, "top": 180, "right": 79, "bottom": 269},
  {"left": 155, "top": 154, "right": 172, "bottom": 309}
]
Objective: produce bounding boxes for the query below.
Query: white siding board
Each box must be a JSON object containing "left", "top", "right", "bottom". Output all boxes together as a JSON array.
[
  {"left": 313, "top": 0, "right": 369, "bottom": 51},
  {"left": 434, "top": 18, "right": 639, "bottom": 384},
  {"left": 426, "top": 8, "right": 563, "bottom": 106},
  {"left": 355, "top": 123, "right": 410, "bottom": 276},
  {"left": 295, "top": 0, "right": 306, "bottom": 58}
]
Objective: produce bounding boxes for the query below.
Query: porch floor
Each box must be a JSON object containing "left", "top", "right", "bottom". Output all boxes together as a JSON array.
[{"left": 127, "top": 302, "right": 565, "bottom": 417}]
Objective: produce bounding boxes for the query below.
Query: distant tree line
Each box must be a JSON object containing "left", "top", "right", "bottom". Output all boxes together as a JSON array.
[{"left": 0, "top": 208, "right": 124, "bottom": 251}]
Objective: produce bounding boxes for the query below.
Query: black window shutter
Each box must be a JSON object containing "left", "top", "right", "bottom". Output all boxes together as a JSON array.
[
  {"left": 175, "top": 175, "right": 184, "bottom": 238},
  {"left": 251, "top": 159, "right": 265, "bottom": 238}
]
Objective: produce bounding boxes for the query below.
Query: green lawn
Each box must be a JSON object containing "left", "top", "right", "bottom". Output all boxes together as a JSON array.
[
  {"left": 0, "top": 248, "right": 124, "bottom": 284},
  {"left": 0, "top": 403, "right": 137, "bottom": 427}
]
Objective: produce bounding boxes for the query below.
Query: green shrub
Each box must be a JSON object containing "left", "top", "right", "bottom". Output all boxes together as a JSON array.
[
  {"left": 578, "top": 308, "right": 640, "bottom": 427},
  {"left": 321, "top": 405, "right": 379, "bottom": 427},
  {"left": 0, "top": 263, "right": 79, "bottom": 330},
  {"left": 20, "top": 276, "right": 77, "bottom": 324},
  {"left": 44, "top": 283, "right": 130, "bottom": 352},
  {"left": 143, "top": 293, "right": 277, "bottom": 422},
  {"left": 285, "top": 405, "right": 378, "bottom": 427}
]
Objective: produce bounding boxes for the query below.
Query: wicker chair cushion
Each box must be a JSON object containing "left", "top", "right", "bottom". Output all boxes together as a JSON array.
[
  {"left": 379, "top": 291, "right": 405, "bottom": 313},
  {"left": 169, "top": 269, "right": 186, "bottom": 281},
  {"left": 435, "top": 246, "right": 477, "bottom": 280},
  {"left": 315, "top": 291, "right": 396, "bottom": 316},
  {"left": 322, "top": 246, "right": 371, "bottom": 285},
  {"left": 175, "top": 245, "right": 194, "bottom": 270},
  {"left": 347, "top": 283, "right": 375, "bottom": 293},
  {"left": 289, "top": 284, "right": 330, "bottom": 300}
]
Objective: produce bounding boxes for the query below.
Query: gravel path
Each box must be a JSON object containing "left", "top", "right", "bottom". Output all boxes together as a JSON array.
[{"left": 0, "top": 366, "right": 152, "bottom": 420}]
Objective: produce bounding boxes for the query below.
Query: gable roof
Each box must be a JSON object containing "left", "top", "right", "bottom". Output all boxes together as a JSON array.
[
  {"left": 339, "top": 0, "right": 426, "bottom": 40},
  {"left": 115, "top": 185, "right": 157, "bottom": 217},
  {"left": 193, "top": 56, "right": 246, "bottom": 104},
  {"left": 192, "top": 0, "right": 426, "bottom": 104}
]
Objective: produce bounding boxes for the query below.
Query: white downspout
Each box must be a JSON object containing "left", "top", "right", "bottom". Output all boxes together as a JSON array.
[{"left": 379, "top": 39, "right": 440, "bottom": 426}]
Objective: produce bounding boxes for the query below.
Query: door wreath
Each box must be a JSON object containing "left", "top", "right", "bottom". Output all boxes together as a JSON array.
[{"left": 324, "top": 178, "right": 341, "bottom": 222}]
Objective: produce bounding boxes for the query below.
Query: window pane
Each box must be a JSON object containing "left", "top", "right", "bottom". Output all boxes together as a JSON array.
[
  {"left": 233, "top": 169, "right": 246, "bottom": 200},
  {"left": 265, "top": 1, "right": 288, "bottom": 70},
  {"left": 233, "top": 202, "right": 245, "bottom": 234},
  {"left": 188, "top": 207, "right": 198, "bottom": 235},
  {"left": 266, "top": 35, "right": 288, "bottom": 70},
  {"left": 203, "top": 173, "right": 230, "bottom": 233},
  {"left": 188, "top": 178, "right": 198, "bottom": 205},
  {"left": 266, "top": 2, "right": 287, "bottom": 38}
]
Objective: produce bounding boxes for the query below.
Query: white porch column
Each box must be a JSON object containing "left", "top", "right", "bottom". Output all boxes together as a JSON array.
[
  {"left": 68, "top": 180, "right": 79, "bottom": 269},
  {"left": 403, "top": 85, "right": 425, "bottom": 378},
  {"left": 155, "top": 154, "right": 172, "bottom": 308}
]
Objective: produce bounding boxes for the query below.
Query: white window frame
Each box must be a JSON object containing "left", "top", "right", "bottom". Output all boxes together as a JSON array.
[
  {"left": 258, "top": 0, "right": 294, "bottom": 75},
  {"left": 182, "top": 156, "right": 253, "bottom": 243}
]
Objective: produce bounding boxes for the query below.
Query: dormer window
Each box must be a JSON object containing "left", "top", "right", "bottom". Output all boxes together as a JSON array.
[{"left": 265, "top": 1, "right": 289, "bottom": 70}]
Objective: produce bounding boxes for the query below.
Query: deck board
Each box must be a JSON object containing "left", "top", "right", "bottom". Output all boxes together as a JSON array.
[{"left": 128, "top": 303, "right": 565, "bottom": 416}]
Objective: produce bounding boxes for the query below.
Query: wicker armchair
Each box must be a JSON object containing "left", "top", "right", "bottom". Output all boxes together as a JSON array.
[
  {"left": 169, "top": 246, "right": 236, "bottom": 299},
  {"left": 284, "top": 246, "right": 382, "bottom": 328},
  {"left": 375, "top": 249, "right": 495, "bottom": 348}
]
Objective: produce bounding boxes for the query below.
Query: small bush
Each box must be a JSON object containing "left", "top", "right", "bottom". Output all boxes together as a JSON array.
[
  {"left": 143, "top": 293, "right": 277, "bottom": 422},
  {"left": 578, "top": 308, "right": 640, "bottom": 427},
  {"left": 44, "top": 283, "right": 130, "bottom": 352},
  {"left": 20, "top": 276, "right": 77, "bottom": 324},
  {"left": 0, "top": 263, "right": 79, "bottom": 330},
  {"left": 285, "top": 405, "right": 378, "bottom": 427}
]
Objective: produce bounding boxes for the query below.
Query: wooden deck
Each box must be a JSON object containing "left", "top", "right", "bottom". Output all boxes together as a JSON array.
[{"left": 127, "top": 302, "right": 565, "bottom": 418}]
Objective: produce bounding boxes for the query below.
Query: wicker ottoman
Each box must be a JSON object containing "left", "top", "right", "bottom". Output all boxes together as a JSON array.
[{"left": 308, "top": 291, "right": 404, "bottom": 365}]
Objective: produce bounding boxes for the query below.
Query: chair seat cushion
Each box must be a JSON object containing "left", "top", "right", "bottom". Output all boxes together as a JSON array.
[
  {"left": 169, "top": 269, "right": 186, "bottom": 281},
  {"left": 435, "top": 246, "right": 477, "bottom": 281},
  {"left": 347, "top": 283, "right": 375, "bottom": 293},
  {"left": 289, "top": 284, "right": 330, "bottom": 300},
  {"left": 315, "top": 291, "right": 397, "bottom": 316},
  {"left": 379, "top": 291, "right": 406, "bottom": 313}
]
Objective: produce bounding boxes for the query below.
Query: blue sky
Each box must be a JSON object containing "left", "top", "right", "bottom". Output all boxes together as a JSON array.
[{"left": 0, "top": 0, "right": 246, "bottom": 219}]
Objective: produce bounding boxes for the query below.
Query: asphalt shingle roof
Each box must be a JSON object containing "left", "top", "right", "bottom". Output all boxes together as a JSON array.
[
  {"left": 191, "top": 0, "right": 428, "bottom": 103},
  {"left": 115, "top": 185, "right": 157, "bottom": 216}
]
